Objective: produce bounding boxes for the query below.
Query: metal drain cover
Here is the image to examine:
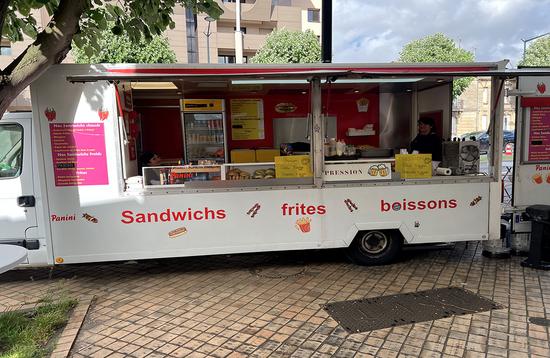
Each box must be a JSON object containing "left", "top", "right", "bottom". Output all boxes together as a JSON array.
[
  {"left": 323, "top": 287, "right": 503, "bottom": 333},
  {"left": 251, "top": 265, "right": 306, "bottom": 278}
]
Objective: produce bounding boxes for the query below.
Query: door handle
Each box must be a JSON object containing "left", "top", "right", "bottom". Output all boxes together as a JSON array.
[{"left": 17, "top": 195, "right": 35, "bottom": 207}]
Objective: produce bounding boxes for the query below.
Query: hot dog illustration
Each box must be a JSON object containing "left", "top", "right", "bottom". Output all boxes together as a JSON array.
[
  {"left": 82, "top": 213, "right": 98, "bottom": 223},
  {"left": 275, "top": 102, "right": 297, "bottom": 113},
  {"left": 470, "top": 195, "right": 482, "bottom": 206},
  {"left": 168, "top": 227, "right": 187, "bottom": 238}
]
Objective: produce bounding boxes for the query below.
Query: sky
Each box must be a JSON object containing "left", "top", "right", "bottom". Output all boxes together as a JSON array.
[{"left": 332, "top": 0, "right": 550, "bottom": 67}]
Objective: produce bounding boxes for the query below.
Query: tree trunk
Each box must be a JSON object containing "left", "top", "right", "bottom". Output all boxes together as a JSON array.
[{"left": 0, "top": 0, "right": 90, "bottom": 116}]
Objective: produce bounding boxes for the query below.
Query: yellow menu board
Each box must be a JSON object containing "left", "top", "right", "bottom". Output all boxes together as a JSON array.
[
  {"left": 182, "top": 99, "right": 224, "bottom": 112},
  {"left": 395, "top": 154, "right": 432, "bottom": 179},
  {"left": 275, "top": 155, "right": 312, "bottom": 178},
  {"left": 231, "top": 99, "right": 265, "bottom": 140}
]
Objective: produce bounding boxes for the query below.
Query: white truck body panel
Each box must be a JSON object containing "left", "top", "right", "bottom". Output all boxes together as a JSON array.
[{"left": 0, "top": 64, "right": 502, "bottom": 266}]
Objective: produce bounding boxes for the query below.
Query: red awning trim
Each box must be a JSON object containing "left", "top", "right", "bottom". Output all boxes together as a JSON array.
[
  {"left": 106, "top": 66, "right": 496, "bottom": 76},
  {"left": 520, "top": 97, "right": 550, "bottom": 107}
]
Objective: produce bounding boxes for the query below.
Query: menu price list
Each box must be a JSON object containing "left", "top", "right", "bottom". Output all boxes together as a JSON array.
[
  {"left": 529, "top": 107, "right": 550, "bottom": 162},
  {"left": 49, "top": 123, "right": 109, "bottom": 186}
]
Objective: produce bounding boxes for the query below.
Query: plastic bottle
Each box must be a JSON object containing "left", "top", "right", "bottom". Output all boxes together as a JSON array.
[{"left": 336, "top": 140, "right": 345, "bottom": 156}]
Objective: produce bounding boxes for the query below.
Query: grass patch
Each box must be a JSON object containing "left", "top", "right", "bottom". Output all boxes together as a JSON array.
[{"left": 0, "top": 296, "right": 77, "bottom": 358}]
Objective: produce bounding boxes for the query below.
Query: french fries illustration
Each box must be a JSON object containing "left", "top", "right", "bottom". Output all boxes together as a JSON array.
[
  {"left": 82, "top": 213, "right": 98, "bottom": 223},
  {"left": 295, "top": 217, "right": 311, "bottom": 233}
]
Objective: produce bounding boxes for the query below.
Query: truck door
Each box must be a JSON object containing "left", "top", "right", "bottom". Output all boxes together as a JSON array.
[
  {"left": 513, "top": 76, "right": 550, "bottom": 208},
  {"left": 0, "top": 115, "right": 37, "bottom": 241}
]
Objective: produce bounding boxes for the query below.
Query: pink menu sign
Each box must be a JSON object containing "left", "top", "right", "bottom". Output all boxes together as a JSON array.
[
  {"left": 50, "top": 123, "right": 109, "bottom": 186},
  {"left": 528, "top": 107, "right": 550, "bottom": 162}
]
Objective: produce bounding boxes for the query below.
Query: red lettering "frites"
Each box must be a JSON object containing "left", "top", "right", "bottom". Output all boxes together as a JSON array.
[{"left": 121, "top": 208, "right": 226, "bottom": 224}]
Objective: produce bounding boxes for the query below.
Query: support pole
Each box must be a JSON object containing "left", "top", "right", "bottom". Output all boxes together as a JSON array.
[
  {"left": 321, "top": 0, "right": 332, "bottom": 63},
  {"left": 235, "top": 0, "right": 243, "bottom": 64}
]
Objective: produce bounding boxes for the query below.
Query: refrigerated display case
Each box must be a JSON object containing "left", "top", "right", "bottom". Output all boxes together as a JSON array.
[{"left": 181, "top": 99, "right": 228, "bottom": 164}]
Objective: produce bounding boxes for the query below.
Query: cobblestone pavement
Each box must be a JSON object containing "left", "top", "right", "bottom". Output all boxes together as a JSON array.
[{"left": 1, "top": 242, "right": 549, "bottom": 357}]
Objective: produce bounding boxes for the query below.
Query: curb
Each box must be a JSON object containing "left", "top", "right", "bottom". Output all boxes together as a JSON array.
[{"left": 50, "top": 295, "right": 95, "bottom": 358}]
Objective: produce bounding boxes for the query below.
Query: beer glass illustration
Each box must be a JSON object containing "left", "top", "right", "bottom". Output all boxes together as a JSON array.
[
  {"left": 368, "top": 165, "right": 379, "bottom": 176},
  {"left": 377, "top": 164, "right": 389, "bottom": 177}
]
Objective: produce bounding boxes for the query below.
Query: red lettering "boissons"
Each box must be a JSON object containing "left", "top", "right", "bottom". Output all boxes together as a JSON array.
[
  {"left": 121, "top": 207, "right": 226, "bottom": 224},
  {"left": 381, "top": 199, "right": 457, "bottom": 212}
]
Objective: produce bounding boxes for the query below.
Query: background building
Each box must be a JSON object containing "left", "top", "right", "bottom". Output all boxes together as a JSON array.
[
  {"left": 1, "top": 0, "right": 322, "bottom": 111},
  {"left": 452, "top": 78, "right": 516, "bottom": 137}
]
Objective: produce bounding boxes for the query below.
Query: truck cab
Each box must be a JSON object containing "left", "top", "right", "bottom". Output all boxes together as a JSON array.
[{"left": 0, "top": 112, "right": 50, "bottom": 265}]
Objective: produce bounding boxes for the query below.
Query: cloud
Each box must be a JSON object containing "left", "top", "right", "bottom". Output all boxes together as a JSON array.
[{"left": 333, "top": 0, "right": 550, "bottom": 67}]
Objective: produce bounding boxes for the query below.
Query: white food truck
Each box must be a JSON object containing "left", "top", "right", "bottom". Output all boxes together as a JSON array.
[
  {"left": 1, "top": 62, "right": 547, "bottom": 267},
  {"left": 509, "top": 73, "right": 550, "bottom": 252}
]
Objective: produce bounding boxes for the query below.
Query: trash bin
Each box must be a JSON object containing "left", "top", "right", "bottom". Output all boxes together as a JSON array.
[{"left": 521, "top": 205, "right": 550, "bottom": 270}]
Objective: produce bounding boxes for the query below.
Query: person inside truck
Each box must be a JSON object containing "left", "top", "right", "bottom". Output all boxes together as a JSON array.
[
  {"left": 139, "top": 151, "right": 162, "bottom": 184},
  {"left": 410, "top": 117, "right": 442, "bottom": 161}
]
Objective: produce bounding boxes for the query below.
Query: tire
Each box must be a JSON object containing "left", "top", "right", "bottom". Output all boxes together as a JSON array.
[{"left": 346, "top": 230, "right": 403, "bottom": 265}]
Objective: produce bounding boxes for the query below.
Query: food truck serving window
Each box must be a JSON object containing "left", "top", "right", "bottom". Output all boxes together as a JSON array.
[{"left": 132, "top": 77, "right": 315, "bottom": 190}]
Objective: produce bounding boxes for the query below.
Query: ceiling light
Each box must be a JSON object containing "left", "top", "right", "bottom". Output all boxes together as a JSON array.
[
  {"left": 232, "top": 79, "right": 308, "bottom": 85},
  {"left": 130, "top": 82, "right": 178, "bottom": 90}
]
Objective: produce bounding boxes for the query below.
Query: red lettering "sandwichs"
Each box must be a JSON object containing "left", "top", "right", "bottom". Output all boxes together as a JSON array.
[{"left": 121, "top": 208, "right": 226, "bottom": 224}]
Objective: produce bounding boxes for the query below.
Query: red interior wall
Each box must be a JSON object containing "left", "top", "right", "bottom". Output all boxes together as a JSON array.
[
  {"left": 323, "top": 91, "right": 379, "bottom": 147},
  {"left": 133, "top": 91, "right": 381, "bottom": 158},
  {"left": 226, "top": 90, "right": 380, "bottom": 150},
  {"left": 137, "top": 99, "right": 183, "bottom": 159}
]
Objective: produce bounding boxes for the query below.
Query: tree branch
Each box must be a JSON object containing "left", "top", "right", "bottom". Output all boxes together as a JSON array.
[{"left": 0, "top": 0, "right": 91, "bottom": 115}]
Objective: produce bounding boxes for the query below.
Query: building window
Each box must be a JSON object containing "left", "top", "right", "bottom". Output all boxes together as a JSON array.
[
  {"left": 223, "top": 0, "right": 246, "bottom": 3},
  {"left": 185, "top": 8, "right": 198, "bottom": 63},
  {"left": 482, "top": 88, "right": 488, "bottom": 105},
  {"left": 0, "top": 39, "right": 11, "bottom": 56},
  {"left": 218, "top": 55, "right": 248, "bottom": 64},
  {"left": 504, "top": 115, "right": 510, "bottom": 130},
  {"left": 481, "top": 115, "right": 488, "bottom": 130},
  {"left": 308, "top": 9, "right": 320, "bottom": 23},
  {"left": 234, "top": 27, "right": 247, "bottom": 34}
]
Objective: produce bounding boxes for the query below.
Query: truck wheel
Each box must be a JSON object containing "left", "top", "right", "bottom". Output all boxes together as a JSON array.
[{"left": 346, "top": 230, "right": 402, "bottom": 265}]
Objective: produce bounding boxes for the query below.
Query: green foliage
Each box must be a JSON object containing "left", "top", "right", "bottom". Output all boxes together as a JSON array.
[
  {"left": 2, "top": 0, "right": 222, "bottom": 54},
  {"left": 519, "top": 36, "right": 550, "bottom": 67},
  {"left": 0, "top": 296, "right": 77, "bottom": 358},
  {"left": 251, "top": 29, "right": 321, "bottom": 64},
  {"left": 398, "top": 33, "right": 475, "bottom": 98},
  {"left": 73, "top": 28, "right": 176, "bottom": 64}
]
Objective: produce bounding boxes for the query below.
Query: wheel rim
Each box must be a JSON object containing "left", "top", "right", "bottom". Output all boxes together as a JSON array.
[{"left": 359, "top": 231, "right": 389, "bottom": 254}]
